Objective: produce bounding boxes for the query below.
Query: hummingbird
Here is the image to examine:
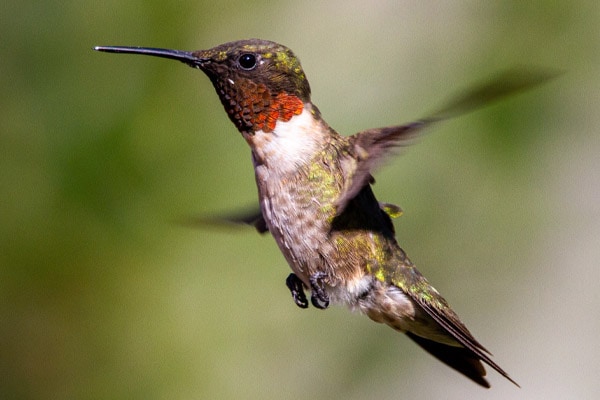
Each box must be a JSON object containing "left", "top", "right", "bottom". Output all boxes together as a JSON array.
[{"left": 94, "top": 39, "right": 550, "bottom": 388}]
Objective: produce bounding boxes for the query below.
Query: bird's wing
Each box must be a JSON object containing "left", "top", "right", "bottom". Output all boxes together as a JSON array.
[
  {"left": 340, "top": 120, "right": 430, "bottom": 213},
  {"left": 337, "top": 68, "right": 559, "bottom": 215},
  {"left": 179, "top": 208, "right": 269, "bottom": 234}
]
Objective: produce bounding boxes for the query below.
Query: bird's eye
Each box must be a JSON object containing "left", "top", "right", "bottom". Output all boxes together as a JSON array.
[{"left": 238, "top": 53, "right": 257, "bottom": 70}]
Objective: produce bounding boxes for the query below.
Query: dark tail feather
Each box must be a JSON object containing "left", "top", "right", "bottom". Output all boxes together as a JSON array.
[{"left": 406, "top": 332, "right": 491, "bottom": 388}]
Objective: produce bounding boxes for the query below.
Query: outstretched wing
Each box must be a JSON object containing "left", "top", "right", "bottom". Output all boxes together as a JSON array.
[{"left": 337, "top": 68, "right": 559, "bottom": 214}]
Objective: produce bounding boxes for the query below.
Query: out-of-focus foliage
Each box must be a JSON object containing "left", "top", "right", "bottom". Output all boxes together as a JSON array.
[{"left": 1, "top": 1, "right": 599, "bottom": 399}]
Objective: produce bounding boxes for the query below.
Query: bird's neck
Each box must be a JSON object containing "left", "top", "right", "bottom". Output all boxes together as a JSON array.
[{"left": 245, "top": 102, "right": 333, "bottom": 173}]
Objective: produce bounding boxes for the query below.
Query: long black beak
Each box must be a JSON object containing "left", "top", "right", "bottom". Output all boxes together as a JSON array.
[{"left": 93, "top": 46, "right": 207, "bottom": 67}]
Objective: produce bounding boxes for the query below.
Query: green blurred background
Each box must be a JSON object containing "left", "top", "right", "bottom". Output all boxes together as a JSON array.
[{"left": 1, "top": 1, "right": 599, "bottom": 399}]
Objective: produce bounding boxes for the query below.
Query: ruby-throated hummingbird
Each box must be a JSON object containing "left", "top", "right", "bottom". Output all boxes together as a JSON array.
[{"left": 95, "top": 39, "right": 551, "bottom": 388}]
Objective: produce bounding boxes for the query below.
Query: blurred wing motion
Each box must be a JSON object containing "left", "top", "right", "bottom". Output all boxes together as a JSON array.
[
  {"left": 337, "top": 67, "right": 560, "bottom": 214},
  {"left": 180, "top": 208, "right": 269, "bottom": 234}
]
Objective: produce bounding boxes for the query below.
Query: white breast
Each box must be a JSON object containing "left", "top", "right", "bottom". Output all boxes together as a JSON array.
[{"left": 249, "top": 106, "right": 323, "bottom": 173}]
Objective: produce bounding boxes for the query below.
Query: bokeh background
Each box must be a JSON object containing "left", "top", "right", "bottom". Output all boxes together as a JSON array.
[{"left": 1, "top": 1, "right": 599, "bottom": 399}]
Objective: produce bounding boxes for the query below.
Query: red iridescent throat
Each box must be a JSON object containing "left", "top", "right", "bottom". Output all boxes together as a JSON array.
[{"left": 223, "top": 80, "right": 305, "bottom": 133}]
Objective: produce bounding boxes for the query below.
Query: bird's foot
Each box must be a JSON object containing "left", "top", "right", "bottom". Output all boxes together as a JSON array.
[
  {"left": 285, "top": 273, "right": 309, "bottom": 309},
  {"left": 309, "top": 272, "right": 330, "bottom": 310}
]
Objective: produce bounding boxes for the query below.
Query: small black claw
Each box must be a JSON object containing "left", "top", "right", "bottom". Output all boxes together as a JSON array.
[
  {"left": 285, "top": 273, "right": 309, "bottom": 309},
  {"left": 309, "top": 272, "right": 330, "bottom": 310}
]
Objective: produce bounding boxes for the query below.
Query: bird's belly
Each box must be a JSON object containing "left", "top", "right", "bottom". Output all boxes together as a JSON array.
[{"left": 258, "top": 189, "right": 325, "bottom": 286}]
